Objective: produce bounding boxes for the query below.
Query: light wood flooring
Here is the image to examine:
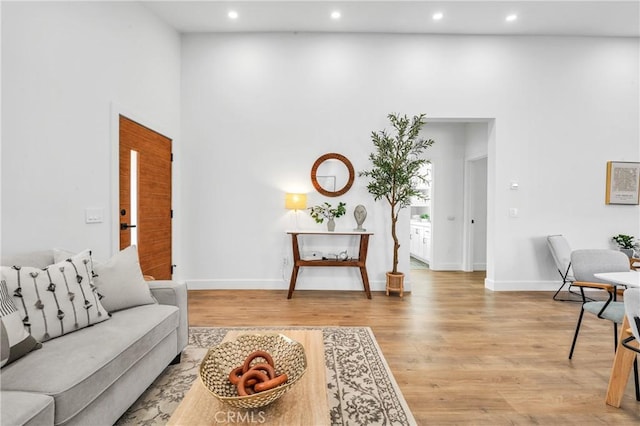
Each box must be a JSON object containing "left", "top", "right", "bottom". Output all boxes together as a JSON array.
[{"left": 187, "top": 269, "right": 640, "bottom": 425}]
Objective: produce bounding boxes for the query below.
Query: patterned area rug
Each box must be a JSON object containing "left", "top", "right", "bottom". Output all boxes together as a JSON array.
[{"left": 116, "top": 326, "right": 416, "bottom": 425}]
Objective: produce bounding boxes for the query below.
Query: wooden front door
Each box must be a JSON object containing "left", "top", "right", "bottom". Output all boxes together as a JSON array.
[{"left": 119, "top": 115, "right": 173, "bottom": 279}]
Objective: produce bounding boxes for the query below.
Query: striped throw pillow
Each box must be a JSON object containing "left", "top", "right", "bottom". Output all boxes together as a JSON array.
[{"left": 1, "top": 279, "right": 42, "bottom": 367}]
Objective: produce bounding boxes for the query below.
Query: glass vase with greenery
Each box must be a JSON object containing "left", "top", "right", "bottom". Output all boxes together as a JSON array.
[{"left": 308, "top": 202, "right": 346, "bottom": 231}]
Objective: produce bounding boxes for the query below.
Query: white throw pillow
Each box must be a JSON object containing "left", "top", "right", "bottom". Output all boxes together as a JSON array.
[
  {"left": 93, "top": 245, "right": 157, "bottom": 313},
  {"left": 1, "top": 280, "right": 42, "bottom": 367},
  {"left": 53, "top": 247, "right": 77, "bottom": 264},
  {"left": 1, "top": 250, "right": 110, "bottom": 342}
]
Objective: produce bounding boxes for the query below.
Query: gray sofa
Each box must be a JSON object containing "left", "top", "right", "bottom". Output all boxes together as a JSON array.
[{"left": 0, "top": 250, "right": 189, "bottom": 426}]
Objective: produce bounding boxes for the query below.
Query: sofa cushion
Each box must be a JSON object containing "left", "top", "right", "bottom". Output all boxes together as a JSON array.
[
  {"left": 0, "top": 303, "right": 179, "bottom": 425},
  {"left": 54, "top": 246, "right": 158, "bottom": 313},
  {"left": 1, "top": 280, "right": 42, "bottom": 367},
  {"left": 0, "top": 391, "right": 55, "bottom": 426},
  {"left": 1, "top": 250, "right": 109, "bottom": 342},
  {"left": 1, "top": 251, "right": 54, "bottom": 270},
  {"left": 93, "top": 245, "right": 157, "bottom": 312}
]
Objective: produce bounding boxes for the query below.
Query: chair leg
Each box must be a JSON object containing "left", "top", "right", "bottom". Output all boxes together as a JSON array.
[
  {"left": 634, "top": 357, "right": 639, "bottom": 401},
  {"left": 553, "top": 281, "right": 568, "bottom": 301},
  {"left": 569, "top": 308, "right": 585, "bottom": 359},
  {"left": 553, "top": 282, "right": 581, "bottom": 302},
  {"left": 614, "top": 323, "right": 618, "bottom": 350}
]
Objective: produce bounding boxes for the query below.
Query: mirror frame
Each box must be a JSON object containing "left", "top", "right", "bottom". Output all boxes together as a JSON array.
[{"left": 310, "top": 153, "right": 355, "bottom": 197}]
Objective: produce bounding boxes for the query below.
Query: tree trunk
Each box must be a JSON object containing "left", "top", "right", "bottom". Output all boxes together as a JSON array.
[{"left": 390, "top": 203, "right": 399, "bottom": 274}]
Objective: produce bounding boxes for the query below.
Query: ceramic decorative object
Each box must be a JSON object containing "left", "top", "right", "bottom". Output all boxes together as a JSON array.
[
  {"left": 199, "top": 333, "right": 307, "bottom": 409},
  {"left": 354, "top": 205, "right": 367, "bottom": 231},
  {"left": 327, "top": 218, "right": 336, "bottom": 232}
]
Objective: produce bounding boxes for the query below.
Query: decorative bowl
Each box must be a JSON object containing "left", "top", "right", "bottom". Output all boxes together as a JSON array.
[{"left": 199, "top": 333, "right": 307, "bottom": 409}]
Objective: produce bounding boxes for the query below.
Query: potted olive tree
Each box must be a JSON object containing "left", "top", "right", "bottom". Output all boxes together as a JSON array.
[{"left": 359, "top": 113, "right": 434, "bottom": 295}]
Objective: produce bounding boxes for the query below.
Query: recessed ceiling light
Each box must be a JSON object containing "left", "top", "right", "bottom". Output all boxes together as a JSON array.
[
  {"left": 228, "top": 10, "right": 238, "bottom": 20},
  {"left": 506, "top": 14, "right": 518, "bottom": 22},
  {"left": 432, "top": 12, "right": 444, "bottom": 21},
  {"left": 331, "top": 11, "right": 341, "bottom": 20}
]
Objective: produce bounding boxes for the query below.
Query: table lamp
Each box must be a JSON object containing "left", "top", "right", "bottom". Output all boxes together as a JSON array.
[
  {"left": 285, "top": 193, "right": 307, "bottom": 228},
  {"left": 285, "top": 193, "right": 307, "bottom": 210}
]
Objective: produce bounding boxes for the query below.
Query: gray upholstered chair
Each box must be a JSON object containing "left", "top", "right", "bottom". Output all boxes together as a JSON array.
[
  {"left": 568, "top": 249, "right": 630, "bottom": 359},
  {"left": 547, "top": 235, "right": 578, "bottom": 301}
]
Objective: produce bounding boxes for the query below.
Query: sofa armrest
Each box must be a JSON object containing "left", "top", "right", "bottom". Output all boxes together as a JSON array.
[{"left": 148, "top": 280, "right": 189, "bottom": 353}]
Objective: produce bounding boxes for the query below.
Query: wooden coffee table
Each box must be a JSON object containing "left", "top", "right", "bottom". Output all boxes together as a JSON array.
[{"left": 167, "top": 330, "right": 329, "bottom": 425}]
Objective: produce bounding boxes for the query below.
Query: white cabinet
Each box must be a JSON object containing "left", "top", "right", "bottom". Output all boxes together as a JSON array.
[
  {"left": 423, "top": 225, "right": 431, "bottom": 263},
  {"left": 410, "top": 222, "right": 431, "bottom": 264},
  {"left": 410, "top": 225, "right": 424, "bottom": 259}
]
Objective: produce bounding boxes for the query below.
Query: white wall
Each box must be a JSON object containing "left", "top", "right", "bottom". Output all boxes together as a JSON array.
[
  {"left": 1, "top": 2, "right": 181, "bottom": 261},
  {"left": 421, "top": 123, "right": 466, "bottom": 271},
  {"left": 2, "top": 8, "right": 638, "bottom": 292},
  {"left": 465, "top": 123, "right": 489, "bottom": 272},
  {"left": 470, "top": 157, "right": 488, "bottom": 269},
  {"left": 181, "top": 32, "right": 639, "bottom": 291},
  {"left": 465, "top": 122, "right": 490, "bottom": 160}
]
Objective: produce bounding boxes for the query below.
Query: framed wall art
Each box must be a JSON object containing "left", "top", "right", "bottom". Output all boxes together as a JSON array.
[{"left": 605, "top": 161, "right": 640, "bottom": 205}]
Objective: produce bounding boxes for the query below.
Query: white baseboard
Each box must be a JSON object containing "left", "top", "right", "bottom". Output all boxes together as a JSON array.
[
  {"left": 428, "top": 262, "right": 461, "bottom": 271},
  {"left": 188, "top": 278, "right": 569, "bottom": 293},
  {"left": 187, "top": 279, "right": 286, "bottom": 290},
  {"left": 485, "top": 279, "right": 570, "bottom": 291},
  {"left": 186, "top": 279, "right": 393, "bottom": 292}
]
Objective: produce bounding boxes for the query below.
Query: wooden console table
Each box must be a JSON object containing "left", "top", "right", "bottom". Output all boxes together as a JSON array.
[{"left": 286, "top": 231, "right": 373, "bottom": 299}]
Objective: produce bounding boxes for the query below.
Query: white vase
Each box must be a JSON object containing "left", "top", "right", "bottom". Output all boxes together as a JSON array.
[
  {"left": 327, "top": 218, "right": 335, "bottom": 232},
  {"left": 620, "top": 248, "right": 634, "bottom": 258}
]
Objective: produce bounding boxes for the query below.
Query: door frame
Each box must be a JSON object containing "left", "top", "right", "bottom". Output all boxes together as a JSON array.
[
  {"left": 109, "top": 102, "right": 175, "bottom": 256},
  {"left": 411, "top": 117, "right": 493, "bottom": 278}
]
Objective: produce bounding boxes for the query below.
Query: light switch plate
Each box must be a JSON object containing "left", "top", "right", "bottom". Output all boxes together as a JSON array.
[{"left": 85, "top": 208, "right": 104, "bottom": 224}]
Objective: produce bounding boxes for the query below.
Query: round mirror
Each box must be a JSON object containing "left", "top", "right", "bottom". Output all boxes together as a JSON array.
[{"left": 311, "top": 153, "right": 355, "bottom": 197}]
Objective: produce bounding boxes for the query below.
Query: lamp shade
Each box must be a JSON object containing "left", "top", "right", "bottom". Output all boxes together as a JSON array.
[{"left": 285, "top": 193, "right": 307, "bottom": 210}]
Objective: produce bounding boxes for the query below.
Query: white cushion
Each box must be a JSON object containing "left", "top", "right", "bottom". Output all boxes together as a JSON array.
[
  {"left": 93, "top": 245, "right": 157, "bottom": 313},
  {"left": 1, "top": 250, "right": 109, "bottom": 342},
  {"left": 52, "top": 247, "right": 76, "bottom": 264},
  {"left": 1, "top": 280, "right": 42, "bottom": 367}
]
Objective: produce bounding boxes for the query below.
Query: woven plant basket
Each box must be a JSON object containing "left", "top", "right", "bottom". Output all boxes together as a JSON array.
[{"left": 386, "top": 271, "right": 405, "bottom": 297}]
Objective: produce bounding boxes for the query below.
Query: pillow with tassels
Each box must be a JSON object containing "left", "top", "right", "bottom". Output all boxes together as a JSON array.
[{"left": 0, "top": 249, "right": 110, "bottom": 342}]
